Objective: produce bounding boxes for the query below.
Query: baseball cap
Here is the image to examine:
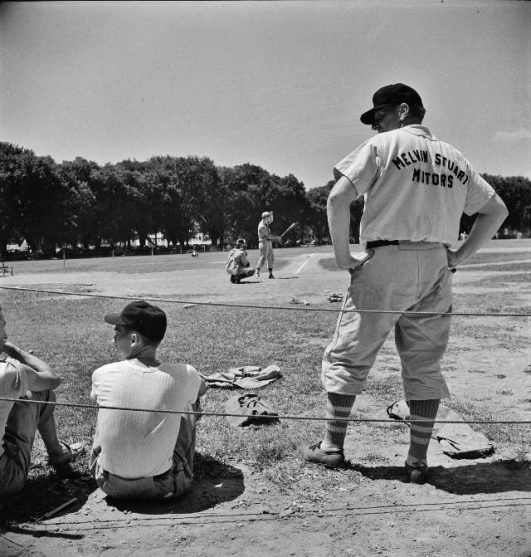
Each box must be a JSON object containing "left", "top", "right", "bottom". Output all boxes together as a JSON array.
[
  {"left": 261, "top": 211, "right": 271, "bottom": 219},
  {"left": 104, "top": 300, "right": 167, "bottom": 342},
  {"left": 236, "top": 238, "right": 247, "bottom": 245},
  {"left": 360, "top": 83, "right": 424, "bottom": 125}
]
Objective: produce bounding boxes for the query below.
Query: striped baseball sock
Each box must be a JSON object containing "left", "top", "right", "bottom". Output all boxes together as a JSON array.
[
  {"left": 407, "top": 399, "right": 440, "bottom": 463},
  {"left": 322, "top": 393, "right": 356, "bottom": 450}
]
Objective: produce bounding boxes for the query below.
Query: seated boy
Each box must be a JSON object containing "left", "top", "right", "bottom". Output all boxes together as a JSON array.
[
  {"left": 0, "top": 306, "right": 84, "bottom": 501},
  {"left": 90, "top": 300, "right": 206, "bottom": 500},
  {"left": 226, "top": 239, "right": 255, "bottom": 284}
]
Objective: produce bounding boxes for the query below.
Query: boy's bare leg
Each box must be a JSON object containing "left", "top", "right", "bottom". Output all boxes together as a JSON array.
[
  {"left": 11, "top": 390, "right": 82, "bottom": 465},
  {"left": 36, "top": 395, "right": 65, "bottom": 459}
]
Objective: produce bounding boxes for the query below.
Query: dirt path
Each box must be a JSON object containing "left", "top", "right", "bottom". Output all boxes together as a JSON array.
[{"left": 2, "top": 437, "right": 529, "bottom": 557}]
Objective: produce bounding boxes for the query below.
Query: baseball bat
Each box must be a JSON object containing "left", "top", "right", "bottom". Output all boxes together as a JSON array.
[{"left": 280, "top": 222, "right": 297, "bottom": 239}]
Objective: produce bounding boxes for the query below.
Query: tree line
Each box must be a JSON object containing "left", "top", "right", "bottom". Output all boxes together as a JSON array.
[{"left": 0, "top": 141, "right": 529, "bottom": 257}]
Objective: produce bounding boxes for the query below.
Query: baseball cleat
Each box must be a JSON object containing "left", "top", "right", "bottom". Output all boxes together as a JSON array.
[
  {"left": 302, "top": 442, "right": 345, "bottom": 468},
  {"left": 405, "top": 460, "right": 429, "bottom": 484}
]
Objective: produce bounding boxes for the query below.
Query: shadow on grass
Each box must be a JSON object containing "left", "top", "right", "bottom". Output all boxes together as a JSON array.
[
  {"left": 349, "top": 459, "right": 531, "bottom": 494},
  {"left": 0, "top": 470, "right": 97, "bottom": 531},
  {"left": 317, "top": 257, "right": 343, "bottom": 272},
  {"left": 0, "top": 454, "right": 244, "bottom": 534},
  {"left": 101, "top": 453, "right": 244, "bottom": 515}
]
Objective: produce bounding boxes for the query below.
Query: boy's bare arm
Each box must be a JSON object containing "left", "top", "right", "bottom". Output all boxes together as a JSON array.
[{"left": 3, "top": 340, "right": 62, "bottom": 391}]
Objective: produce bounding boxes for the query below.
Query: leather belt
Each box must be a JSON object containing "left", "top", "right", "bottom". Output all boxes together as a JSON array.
[{"left": 366, "top": 240, "right": 399, "bottom": 249}]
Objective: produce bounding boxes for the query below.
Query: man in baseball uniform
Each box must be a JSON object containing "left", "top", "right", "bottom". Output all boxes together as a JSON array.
[
  {"left": 226, "top": 238, "right": 255, "bottom": 284},
  {"left": 255, "top": 211, "right": 282, "bottom": 279},
  {"left": 303, "top": 83, "right": 508, "bottom": 483}
]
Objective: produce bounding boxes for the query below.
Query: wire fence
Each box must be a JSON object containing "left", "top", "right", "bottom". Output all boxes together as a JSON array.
[
  {"left": 0, "top": 283, "right": 529, "bottom": 425},
  {"left": 1, "top": 397, "right": 530, "bottom": 425},
  {"left": 0, "top": 285, "right": 530, "bottom": 317}
]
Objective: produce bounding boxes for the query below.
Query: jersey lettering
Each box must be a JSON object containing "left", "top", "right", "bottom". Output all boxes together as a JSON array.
[
  {"left": 412, "top": 168, "right": 454, "bottom": 188},
  {"left": 434, "top": 153, "right": 469, "bottom": 185},
  {"left": 392, "top": 149, "right": 428, "bottom": 169}
]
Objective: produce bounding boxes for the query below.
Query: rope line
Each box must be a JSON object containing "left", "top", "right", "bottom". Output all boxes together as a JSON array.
[
  {"left": 27, "top": 497, "right": 531, "bottom": 530},
  {"left": 0, "top": 286, "right": 529, "bottom": 317},
  {"left": 0, "top": 287, "right": 528, "bottom": 425},
  {"left": 2, "top": 397, "right": 530, "bottom": 425}
]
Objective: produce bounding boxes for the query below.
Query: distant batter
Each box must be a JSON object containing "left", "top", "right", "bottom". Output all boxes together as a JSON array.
[{"left": 255, "top": 211, "right": 281, "bottom": 279}]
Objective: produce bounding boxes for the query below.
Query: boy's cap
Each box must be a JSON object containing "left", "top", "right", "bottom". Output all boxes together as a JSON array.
[
  {"left": 236, "top": 238, "right": 247, "bottom": 245},
  {"left": 261, "top": 211, "right": 271, "bottom": 218},
  {"left": 104, "top": 300, "right": 167, "bottom": 341},
  {"left": 360, "top": 83, "right": 423, "bottom": 125}
]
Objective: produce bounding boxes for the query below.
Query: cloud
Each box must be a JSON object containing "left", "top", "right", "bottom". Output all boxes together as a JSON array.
[{"left": 494, "top": 128, "right": 531, "bottom": 141}]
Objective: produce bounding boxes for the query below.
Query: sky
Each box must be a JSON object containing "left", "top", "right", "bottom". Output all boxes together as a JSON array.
[{"left": 0, "top": 0, "right": 529, "bottom": 190}]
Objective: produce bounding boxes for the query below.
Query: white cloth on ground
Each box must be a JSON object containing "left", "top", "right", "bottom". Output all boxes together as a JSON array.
[{"left": 203, "top": 365, "right": 282, "bottom": 389}]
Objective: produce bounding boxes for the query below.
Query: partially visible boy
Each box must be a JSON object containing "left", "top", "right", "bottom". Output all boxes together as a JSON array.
[
  {"left": 226, "top": 238, "right": 255, "bottom": 284},
  {"left": 90, "top": 301, "right": 206, "bottom": 500},
  {"left": 0, "top": 306, "right": 84, "bottom": 500}
]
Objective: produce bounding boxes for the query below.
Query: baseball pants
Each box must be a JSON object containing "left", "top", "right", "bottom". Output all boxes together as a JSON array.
[
  {"left": 322, "top": 242, "right": 452, "bottom": 401},
  {"left": 229, "top": 268, "right": 255, "bottom": 279},
  {"left": 256, "top": 241, "right": 274, "bottom": 270}
]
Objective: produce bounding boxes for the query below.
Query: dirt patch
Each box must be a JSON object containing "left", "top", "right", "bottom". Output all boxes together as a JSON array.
[{"left": 2, "top": 451, "right": 529, "bottom": 557}]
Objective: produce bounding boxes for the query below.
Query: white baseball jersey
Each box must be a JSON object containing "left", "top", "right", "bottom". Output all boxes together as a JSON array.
[
  {"left": 258, "top": 220, "right": 272, "bottom": 244},
  {"left": 334, "top": 125, "right": 496, "bottom": 248}
]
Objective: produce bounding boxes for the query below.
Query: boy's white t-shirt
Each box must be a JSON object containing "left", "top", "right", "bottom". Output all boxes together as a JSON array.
[
  {"left": 0, "top": 358, "right": 28, "bottom": 460},
  {"left": 91, "top": 359, "right": 203, "bottom": 478}
]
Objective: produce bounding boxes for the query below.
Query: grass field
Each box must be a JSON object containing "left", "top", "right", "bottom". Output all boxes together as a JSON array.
[{"left": 0, "top": 240, "right": 529, "bottom": 555}]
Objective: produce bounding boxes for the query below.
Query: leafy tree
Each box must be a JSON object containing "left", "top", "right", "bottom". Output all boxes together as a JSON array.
[
  {"left": 0, "top": 142, "right": 69, "bottom": 255},
  {"left": 522, "top": 205, "right": 531, "bottom": 234},
  {"left": 349, "top": 197, "right": 365, "bottom": 244},
  {"left": 306, "top": 180, "right": 364, "bottom": 244},
  {"left": 261, "top": 173, "right": 309, "bottom": 244},
  {"left": 307, "top": 183, "right": 332, "bottom": 244},
  {"left": 220, "top": 164, "right": 271, "bottom": 245},
  {"left": 460, "top": 175, "right": 530, "bottom": 236},
  {"left": 149, "top": 156, "right": 210, "bottom": 248},
  {"left": 222, "top": 164, "right": 309, "bottom": 247},
  {"left": 184, "top": 157, "right": 224, "bottom": 247},
  {"left": 5, "top": 136, "right": 529, "bottom": 259},
  {"left": 57, "top": 157, "right": 100, "bottom": 250},
  {"left": 489, "top": 175, "right": 531, "bottom": 233},
  {"left": 88, "top": 164, "right": 148, "bottom": 248},
  {"left": 0, "top": 142, "right": 26, "bottom": 254},
  {"left": 115, "top": 160, "right": 162, "bottom": 248}
]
